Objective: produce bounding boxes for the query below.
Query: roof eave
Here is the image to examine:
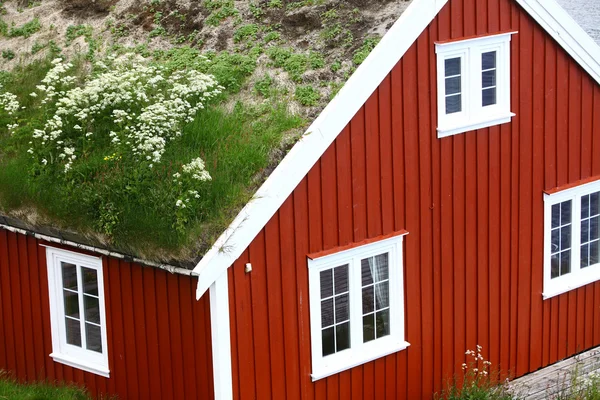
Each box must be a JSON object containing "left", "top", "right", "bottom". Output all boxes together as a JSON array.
[
  {"left": 193, "top": 0, "right": 449, "bottom": 299},
  {"left": 194, "top": 0, "right": 600, "bottom": 300},
  {"left": 515, "top": 0, "right": 600, "bottom": 84}
]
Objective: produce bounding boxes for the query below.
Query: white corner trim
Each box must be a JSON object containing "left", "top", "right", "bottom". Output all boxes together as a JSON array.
[
  {"left": 515, "top": 0, "right": 600, "bottom": 85},
  {"left": 210, "top": 271, "right": 233, "bottom": 400},
  {"left": 193, "top": 0, "right": 450, "bottom": 299}
]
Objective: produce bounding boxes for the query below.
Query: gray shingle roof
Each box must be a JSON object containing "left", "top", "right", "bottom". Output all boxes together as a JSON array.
[{"left": 555, "top": 0, "right": 600, "bottom": 45}]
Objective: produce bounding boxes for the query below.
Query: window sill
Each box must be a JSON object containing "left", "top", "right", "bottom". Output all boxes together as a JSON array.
[
  {"left": 310, "top": 340, "right": 410, "bottom": 381},
  {"left": 543, "top": 267, "right": 600, "bottom": 299},
  {"left": 50, "top": 353, "right": 110, "bottom": 378},
  {"left": 437, "top": 112, "right": 515, "bottom": 138}
]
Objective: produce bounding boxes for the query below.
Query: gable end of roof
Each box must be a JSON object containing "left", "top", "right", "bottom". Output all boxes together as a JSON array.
[{"left": 194, "top": 0, "right": 600, "bottom": 299}]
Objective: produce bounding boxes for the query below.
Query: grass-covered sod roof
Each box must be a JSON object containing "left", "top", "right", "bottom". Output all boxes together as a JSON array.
[
  {"left": 0, "top": 53, "right": 303, "bottom": 264},
  {"left": 0, "top": 0, "right": 410, "bottom": 266}
]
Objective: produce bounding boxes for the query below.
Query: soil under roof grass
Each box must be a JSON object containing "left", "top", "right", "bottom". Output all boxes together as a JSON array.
[{"left": 0, "top": 54, "right": 304, "bottom": 263}]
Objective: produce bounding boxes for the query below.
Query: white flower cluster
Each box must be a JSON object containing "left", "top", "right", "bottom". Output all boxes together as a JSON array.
[
  {"left": 29, "top": 55, "right": 223, "bottom": 172},
  {"left": 181, "top": 157, "right": 212, "bottom": 181},
  {"left": 36, "top": 58, "right": 76, "bottom": 104},
  {"left": 173, "top": 157, "right": 212, "bottom": 208},
  {"left": 0, "top": 83, "right": 20, "bottom": 116}
]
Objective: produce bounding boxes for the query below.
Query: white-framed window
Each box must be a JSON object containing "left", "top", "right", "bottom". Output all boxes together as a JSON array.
[
  {"left": 307, "top": 233, "right": 409, "bottom": 380},
  {"left": 435, "top": 32, "right": 516, "bottom": 137},
  {"left": 45, "top": 246, "right": 109, "bottom": 377},
  {"left": 544, "top": 180, "right": 600, "bottom": 299}
]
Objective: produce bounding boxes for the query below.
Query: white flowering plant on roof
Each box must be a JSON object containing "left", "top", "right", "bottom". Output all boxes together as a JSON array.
[
  {"left": 172, "top": 157, "right": 212, "bottom": 235},
  {"left": 28, "top": 55, "right": 223, "bottom": 173},
  {"left": 0, "top": 82, "right": 20, "bottom": 134}
]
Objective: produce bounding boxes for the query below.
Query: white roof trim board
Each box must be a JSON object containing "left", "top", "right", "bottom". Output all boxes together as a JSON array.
[
  {"left": 515, "top": 0, "right": 600, "bottom": 84},
  {"left": 194, "top": 0, "right": 600, "bottom": 299}
]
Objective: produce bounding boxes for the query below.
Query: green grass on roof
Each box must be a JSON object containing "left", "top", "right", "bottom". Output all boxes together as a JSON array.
[{"left": 0, "top": 52, "right": 304, "bottom": 259}]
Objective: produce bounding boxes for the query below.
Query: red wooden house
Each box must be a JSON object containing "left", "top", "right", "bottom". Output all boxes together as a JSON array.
[{"left": 2, "top": 0, "right": 600, "bottom": 398}]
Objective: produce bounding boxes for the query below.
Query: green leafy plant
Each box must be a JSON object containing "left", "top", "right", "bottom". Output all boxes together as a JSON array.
[
  {"left": 65, "top": 24, "right": 93, "bottom": 45},
  {"left": 31, "top": 41, "right": 45, "bottom": 54},
  {"left": 254, "top": 74, "right": 273, "bottom": 97},
  {"left": 1, "top": 49, "right": 15, "bottom": 60},
  {"left": 353, "top": 36, "right": 381, "bottom": 65},
  {"left": 233, "top": 24, "right": 258, "bottom": 43},
  {"left": 7, "top": 17, "right": 41, "bottom": 38},
  {"left": 295, "top": 85, "right": 320, "bottom": 106}
]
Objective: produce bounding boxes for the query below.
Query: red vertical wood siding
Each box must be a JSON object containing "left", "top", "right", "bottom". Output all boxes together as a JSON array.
[
  {"left": 0, "top": 232, "right": 214, "bottom": 400},
  {"left": 227, "top": 0, "right": 600, "bottom": 398}
]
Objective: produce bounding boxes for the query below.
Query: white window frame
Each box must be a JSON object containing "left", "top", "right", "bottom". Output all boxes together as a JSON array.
[
  {"left": 308, "top": 234, "right": 409, "bottom": 381},
  {"left": 543, "top": 179, "right": 600, "bottom": 299},
  {"left": 45, "top": 246, "right": 110, "bottom": 377},
  {"left": 435, "top": 32, "right": 516, "bottom": 138}
]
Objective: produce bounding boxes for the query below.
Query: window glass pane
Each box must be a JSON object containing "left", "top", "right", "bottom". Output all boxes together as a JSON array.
[
  {"left": 561, "top": 201, "right": 572, "bottom": 225},
  {"left": 446, "top": 94, "right": 462, "bottom": 114},
  {"left": 552, "top": 229, "right": 560, "bottom": 254},
  {"left": 374, "top": 254, "right": 389, "bottom": 281},
  {"left": 561, "top": 250, "right": 571, "bottom": 275},
  {"left": 320, "top": 269, "right": 333, "bottom": 299},
  {"left": 581, "top": 243, "right": 590, "bottom": 268},
  {"left": 560, "top": 225, "right": 571, "bottom": 249},
  {"left": 591, "top": 216, "right": 599, "bottom": 239},
  {"left": 322, "top": 327, "right": 335, "bottom": 357},
  {"left": 321, "top": 298, "right": 334, "bottom": 328},
  {"left": 335, "top": 294, "right": 349, "bottom": 323},
  {"left": 62, "top": 262, "right": 78, "bottom": 291},
  {"left": 582, "top": 219, "right": 590, "bottom": 243},
  {"left": 482, "top": 51, "right": 496, "bottom": 70},
  {"left": 592, "top": 192, "right": 600, "bottom": 216},
  {"left": 84, "top": 295, "right": 100, "bottom": 325},
  {"left": 551, "top": 254, "right": 560, "bottom": 279},
  {"left": 482, "top": 88, "right": 497, "bottom": 107},
  {"left": 592, "top": 192, "right": 599, "bottom": 212},
  {"left": 362, "top": 286, "right": 374, "bottom": 314},
  {"left": 334, "top": 264, "right": 349, "bottom": 294},
  {"left": 552, "top": 204, "right": 561, "bottom": 228},
  {"left": 590, "top": 241, "right": 599, "bottom": 266},
  {"left": 335, "top": 322, "right": 350, "bottom": 352},
  {"left": 63, "top": 290, "right": 80, "bottom": 319},
  {"left": 375, "top": 282, "right": 389, "bottom": 310},
  {"left": 580, "top": 193, "right": 600, "bottom": 269},
  {"left": 361, "top": 259, "right": 373, "bottom": 286},
  {"left": 82, "top": 267, "right": 98, "bottom": 296},
  {"left": 445, "top": 57, "right": 461, "bottom": 77},
  {"left": 551, "top": 201, "right": 573, "bottom": 279},
  {"left": 65, "top": 317, "right": 81, "bottom": 347},
  {"left": 582, "top": 194, "right": 590, "bottom": 219},
  {"left": 445, "top": 76, "right": 461, "bottom": 95},
  {"left": 363, "top": 313, "right": 375, "bottom": 343},
  {"left": 376, "top": 309, "right": 390, "bottom": 339},
  {"left": 86, "top": 323, "right": 102, "bottom": 353},
  {"left": 482, "top": 70, "right": 496, "bottom": 88}
]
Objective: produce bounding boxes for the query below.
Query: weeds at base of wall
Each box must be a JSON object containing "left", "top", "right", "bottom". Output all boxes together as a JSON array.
[{"left": 435, "top": 346, "right": 600, "bottom": 400}]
